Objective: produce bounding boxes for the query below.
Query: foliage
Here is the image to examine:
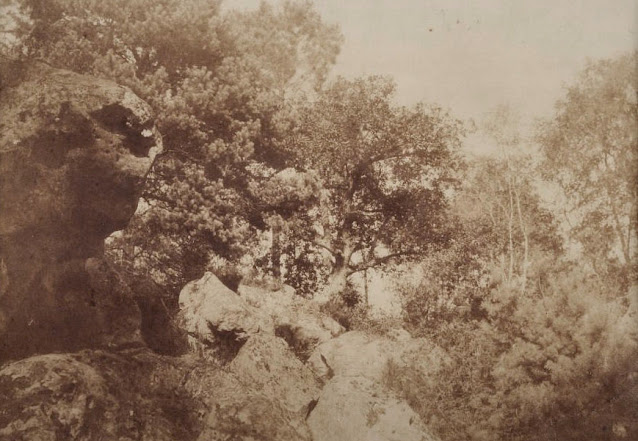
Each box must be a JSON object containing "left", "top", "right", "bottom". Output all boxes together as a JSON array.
[
  {"left": 538, "top": 52, "right": 637, "bottom": 285},
  {"left": 394, "top": 266, "right": 638, "bottom": 441},
  {"left": 393, "top": 54, "right": 637, "bottom": 441},
  {"left": 489, "top": 270, "right": 638, "bottom": 440},
  {"left": 2, "top": 0, "right": 343, "bottom": 293},
  {"left": 280, "top": 75, "right": 465, "bottom": 299}
]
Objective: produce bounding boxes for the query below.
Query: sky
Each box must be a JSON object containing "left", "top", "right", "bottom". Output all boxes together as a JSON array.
[{"left": 229, "top": 0, "right": 636, "bottom": 154}]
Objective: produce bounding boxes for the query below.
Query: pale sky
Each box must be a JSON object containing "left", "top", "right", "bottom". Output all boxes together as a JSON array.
[{"left": 229, "top": 0, "right": 636, "bottom": 154}]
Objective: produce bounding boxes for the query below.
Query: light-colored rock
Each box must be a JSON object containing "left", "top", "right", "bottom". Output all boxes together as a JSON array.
[
  {"left": 307, "top": 376, "right": 438, "bottom": 441},
  {"left": 238, "top": 284, "right": 344, "bottom": 359},
  {"left": 308, "top": 330, "right": 451, "bottom": 383},
  {"left": 307, "top": 331, "right": 392, "bottom": 381},
  {"left": 179, "top": 273, "right": 274, "bottom": 357},
  {"left": 0, "top": 60, "right": 162, "bottom": 362},
  {"left": 188, "top": 368, "right": 312, "bottom": 441},
  {"left": 229, "top": 335, "right": 320, "bottom": 415}
]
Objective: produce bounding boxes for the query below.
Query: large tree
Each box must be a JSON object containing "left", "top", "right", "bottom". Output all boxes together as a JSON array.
[
  {"left": 538, "top": 52, "right": 637, "bottom": 285},
  {"left": 281, "top": 76, "right": 465, "bottom": 302}
]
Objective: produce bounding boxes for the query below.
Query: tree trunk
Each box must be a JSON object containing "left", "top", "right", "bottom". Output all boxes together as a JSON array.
[
  {"left": 316, "top": 265, "right": 349, "bottom": 305},
  {"left": 314, "top": 239, "right": 354, "bottom": 305},
  {"left": 363, "top": 267, "right": 369, "bottom": 308},
  {"left": 270, "top": 224, "right": 282, "bottom": 280},
  {"left": 514, "top": 186, "right": 529, "bottom": 292},
  {"left": 507, "top": 176, "right": 515, "bottom": 284}
]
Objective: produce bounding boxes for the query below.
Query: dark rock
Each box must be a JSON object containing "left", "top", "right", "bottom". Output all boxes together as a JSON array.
[
  {"left": 0, "top": 350, "right": 203, "bottom": 441},
  {"left": 0, "top": 61, "right": 162, "bottom": 362}
]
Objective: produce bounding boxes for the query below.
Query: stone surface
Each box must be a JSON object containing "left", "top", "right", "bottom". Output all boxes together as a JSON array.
[
  {"left": 307, "top": 331, "right": 393, "bottom": 381},
  {"left": 178, "top": 273, "right": 273, "bottom": 361},
  {"left": 229, "top": 334, "right": 320, "bottom": 415},
  {"left": 238, "top": 284, "right": 344, "bottom": 359},
  {"left": 0, "top": 61, "right": 162, "bottom": 362},
  {"left": 191, "top": 369, "right": 312, "bottom": 441},
  {"left": 307, "top": 376, "right": 438, "bottom": 441},
  {"left": 0, "top": 350, "right": 203, "bottom": 441},
  {"left": 307, "top": 330, "right": 451, "bottom": 383}
]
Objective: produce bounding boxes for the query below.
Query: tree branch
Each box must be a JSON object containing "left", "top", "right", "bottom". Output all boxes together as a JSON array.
[
  {"left": 312, "top": 239, "right": 338, "bottom": 257},
  {"left": 347, "top": 250, "right": 418, "bottom": 275}
]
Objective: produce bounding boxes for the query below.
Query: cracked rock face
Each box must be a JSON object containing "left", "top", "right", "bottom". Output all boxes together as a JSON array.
[{"left": 0, "top": 61, "right": 162, "bottom": 362}]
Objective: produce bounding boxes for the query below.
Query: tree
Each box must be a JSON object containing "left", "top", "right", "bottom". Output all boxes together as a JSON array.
[
  {"left": 4, "top": 0, "right": 343, "bottom": 293},
  {"left": 538, "top": 52, "right": 637, "bottom": 286},
  {"left": 281, "top": 76, "right": 465, "bottom": 302},
  {"left": 457, "top": 155, "right": 563, "bottom": 291}
]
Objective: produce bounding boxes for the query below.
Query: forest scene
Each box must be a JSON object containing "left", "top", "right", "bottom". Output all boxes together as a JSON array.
[{"left": 0, "top": 1, "right": 636, "bottom": 440}]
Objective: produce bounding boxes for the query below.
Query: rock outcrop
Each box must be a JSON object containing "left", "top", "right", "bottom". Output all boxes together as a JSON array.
[
  {"left": 0, "top": 61, "right": 162, "bottom": 362},
  {"left": 229, "top": 335, "right": 320, "bottom": 415},
  {"left": 238, "top": 283, "right": 344, "bottom": 359},
  {"left": 179, "top": 273, "right": 274, "bottom": 361},
  {"left": 305, "top": 330, "right": 448, "bottom": 441},
  {"left": 307, "top": 376, "right": 437, "bottom": 441},
  {"left": 308, "top": 330, "right": 451, "bottom": 383},
  {"left": 0, "top": 350, "right": 203, "bottom": 441},
  {"left": 182, "top": 276, "right": 444, "bottom": 441},
  {"left": 0, "top": 60, "right": 443, "bottom": 441}
]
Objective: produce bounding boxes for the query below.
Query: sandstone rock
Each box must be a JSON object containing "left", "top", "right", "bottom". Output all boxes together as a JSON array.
[
  {"left": 0, "top": 354, "right": 110, "bottom": 441},
  {"left": 238, "top": 284, "right": 344, "bottom": 359},
  {"left": 229, "top": 334, "right": 320, "bottom": 415},
  {"left": 0, "top": 350, "right": 203, "bottom": 441},
  {"left": 307, "top": 376, "right": 439, "bottom": 441},
  {"left": 307, "top": 331, "right": 392, "bottom": 381},
  {"left": 186, "top": 367, "right": 312, "bottom": 441},
  {"left": 308, "top": 330, "right": 451, "bottom": 383},
  {"left": 178, "top": 273, "right": 273, "bottom": 361},
  {"left": 0, "top": 61, "right": 162, "bottom": 362}
]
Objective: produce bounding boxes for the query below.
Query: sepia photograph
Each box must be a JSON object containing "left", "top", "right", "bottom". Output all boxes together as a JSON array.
[{"left": 0, "top": 1, "right": 636, "bottom": 440}]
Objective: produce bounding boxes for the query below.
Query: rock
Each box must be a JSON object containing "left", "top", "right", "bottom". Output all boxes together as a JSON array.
[
  {"left": 185, "top": 367, "right": 312, "bottom": 441},
  {"left": 0, "top": 61, "right": 162, "bottom": 362},
  {"left": 229, "top": 335, "right": 320, "bottom": 415},
  {"left": 305, "top": 330, "right": 449, "bottom": 441},
  {"left": 0, "top": 350, "right": 203, "bottom": 441},
  {"left": 308, "top": 330, "right": 451, "bottom": 383},
  {"left": 307, "top": 331, "right": 392, "bottom": 382},
  {"left": 0, "top": 354, "right": 110, "bottom": 441},
  {"left": 307, "top": 376, "right": 439, "bottom": 441},
  {"left": 238, "top": 284, "right": 344, "bottom": 359},
  {"left": 178, "top": 273, "right": 273, "bottom": 361}
]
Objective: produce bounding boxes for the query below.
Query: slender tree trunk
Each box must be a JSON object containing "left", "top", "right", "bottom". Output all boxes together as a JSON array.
[
  {"left": 507, "top": 176, "right": 515, "bottom": 284},
  {"left": 363, "top": 267, "right": 369, "bottom": 308},
  {"left": 514, "top": 186, "right": 529, "bottom": 292},
  {"left": 270, "top": 223, "right": 282, "bottom": 281},
  {"left": 606, "top": 190, "right": 631, "bottom": 266}
]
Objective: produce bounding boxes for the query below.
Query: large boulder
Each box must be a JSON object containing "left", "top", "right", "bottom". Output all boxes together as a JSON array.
[
  {"left": 307, "top": 330, "right": 451, "bottom": 383},
  {"left": 238, "top": 284, "right": 344, "bottom": 359},
  {"left": 190, "top": 368, "right": 313, "bottom": 441},
  {"left": 0, "top": 350, "right": 203, "bottom": 441},
  {"left": 305, "top": 330, "right": 448, "bottom": 441},
  {"left": 307, "top": 376, "right": 439, "bottom": 441},
  {"left": 178, "top": 273, "right": 273, "bottom": 361},
  {"left": 0, "top": 354, "right": 110, "bottom": 441},
  {"left": 0, "top": 61, "right": 162, "bottom": 362},
  {"left": 0, "top": 341, "right": 319, "bottom": 441},
  {"left": 229, "top": 335, "right": 320, "bottom": 415}
]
